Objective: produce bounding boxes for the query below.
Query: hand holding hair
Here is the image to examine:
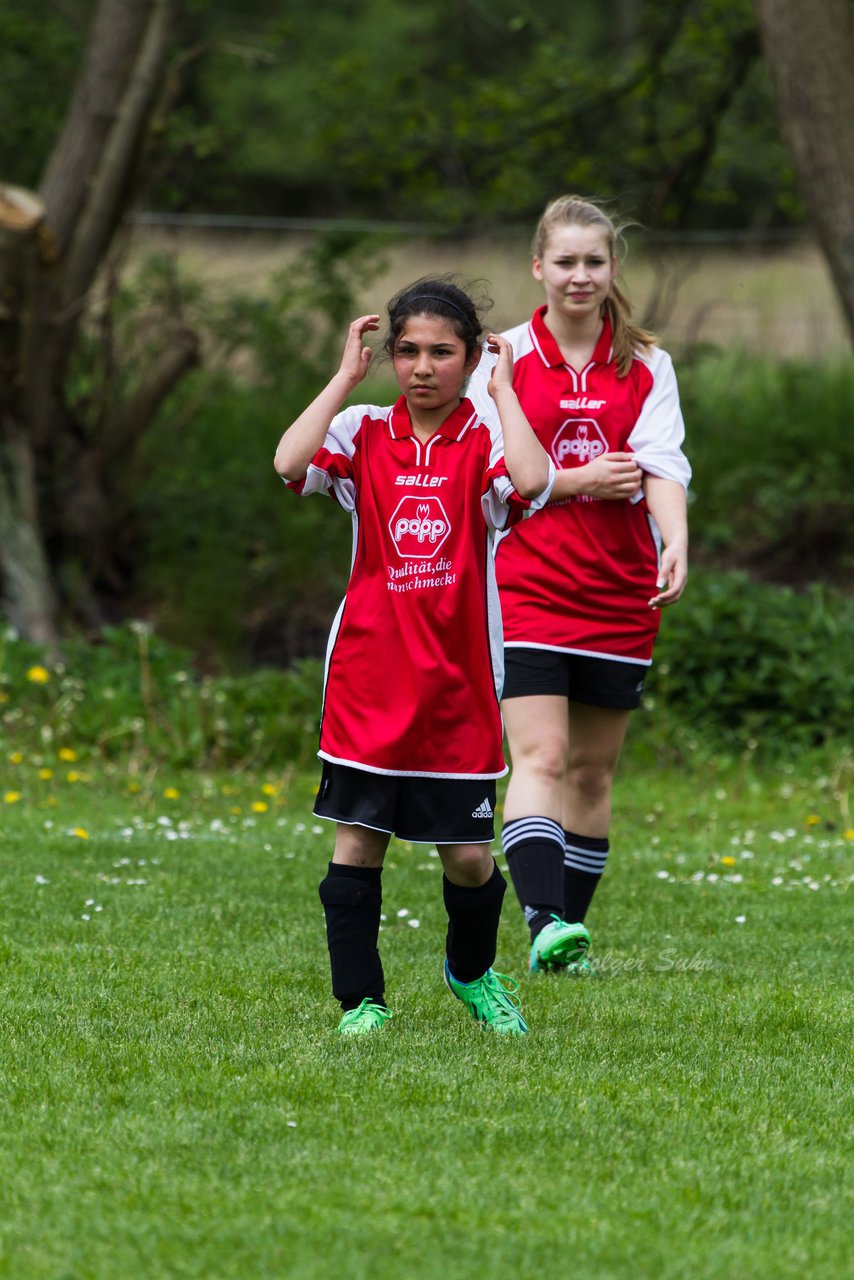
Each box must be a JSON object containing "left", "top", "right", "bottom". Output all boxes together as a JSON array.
[
  {"left": 485, "top": 333, "right": 515, "bottom": 400},
  {"left": 339, "top": 314, "right": 381, "bottom": 387}
]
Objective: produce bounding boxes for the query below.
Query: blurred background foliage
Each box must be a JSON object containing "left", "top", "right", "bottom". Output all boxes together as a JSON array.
[
  {"left": 0, "top": 0, "right": 851, "bottom": 764},
  {"left": 1, "top": 0, "right": 798, "bottom": 230}
]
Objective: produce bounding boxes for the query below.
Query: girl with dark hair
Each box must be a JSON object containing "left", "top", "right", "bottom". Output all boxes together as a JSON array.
[
  {"left": 274, "top": 277, "right": 553, "bottom": 1036},
  {"left": 466, "top": 197, "right": 691, "bottom": 977}
]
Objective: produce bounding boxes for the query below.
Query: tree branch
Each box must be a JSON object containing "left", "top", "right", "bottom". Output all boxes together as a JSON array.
[
  {"left": 39, "top": 0, "right": 164, "bottom": 251},
  {"left": 59, "top": 0, "right": 173, "bottom": 317},
  {"left": 652, "top": 28, "right": 761, "bottom": 226},
  {"left": 102, "top": 329, "right": 200, "bottom": 468}
]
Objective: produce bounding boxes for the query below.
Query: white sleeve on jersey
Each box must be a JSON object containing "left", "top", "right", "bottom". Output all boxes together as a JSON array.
[
  {"left": 300, "top": 461, "right": 357, "bottom": 509},
  {"left": 465, "top": 320, "right": 532, "bottom": 431},
  {"left": 469, "top": 326, "right": 554, "bottom": 528},
  {"left": 298, "top": 403, "right": 388, "bottom": 509},
  {"left": 465, "top": 346, "right": 501, "bottom": 431},
  {"left": 480, "top": 417, "right": 555, "bottom": 531},
  {"left": 628, "top": 348, "right": 691, "bottom": 489}
]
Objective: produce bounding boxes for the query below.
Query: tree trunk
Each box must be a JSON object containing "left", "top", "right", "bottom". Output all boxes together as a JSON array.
[
  {"left": 30, "top": 0, "right": 174, "bottom": 439},
  {"left": 0, "top": 187, "right": 43, "bottom": 403},
  {"left": 0, "top": 416, "right": 60, "bottom": 652},
  {"left": 0, "top": 187, "right": 61, "bottom": 650},
  {"left": 0, "top": 0, "right": 200, "bottom": 647},
  {"left": 753, "top": 0, "right": 854, "bottom": 344}
]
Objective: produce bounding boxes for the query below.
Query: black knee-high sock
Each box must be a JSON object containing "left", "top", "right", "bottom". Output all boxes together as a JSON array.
[
  {"left": 318, "top": 862, "right": 385, "bottom": 1011},
  {"left": 443, "top": 861, "right": 506, "bottom": 985},
  {"left": 501, "top": 816, "right": 565, "bottom": 943},
  {"left": 563, "top": 829, "right": 609, "bottom": 924}
]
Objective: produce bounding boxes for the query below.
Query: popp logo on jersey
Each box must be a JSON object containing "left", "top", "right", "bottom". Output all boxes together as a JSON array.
[
  {"left": 389, "top": 496, "right": 451, "bottom": 559},
  {"left": 551, "top": 418, "right": 608, "bottom": 467}
]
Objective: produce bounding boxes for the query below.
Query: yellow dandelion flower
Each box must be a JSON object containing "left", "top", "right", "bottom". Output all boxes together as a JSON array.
[
  {"left": 721, "top": 855, "right": 737, "bottom": 867},
  {"left": 66, "top": 771, "right": 82, "bottom": 783},
  {"left": 845, "top": 829, "right": 854, "bottom": 841},
  {"left": 261, "top": 783, "right": 278, "bottom": 796},
  {"left": 251, "top": 801, "right": 269, "bottom": 813},
  {"left": 9, "top": 751, "right": 23, "bottom": 765},
  {"left": 805, "top": 814, "right": 821, "bottom": 826},
  {"left": 71, "top": 828, "right": 89, "bottom": 840},
  {"left": 163, "top": 787, "right": 180, "bottom": 800},
  {"left": 230, "top": 805, "right": 242, "bottom": 815},
  {"left": 26, "top": 665, "right": 50, "bottom": 684},
  {"left": 127, "top": 781, "right": 141, "bottom": 794},
  {"left": 58, "top": 748, "right": 78, "bottom": 762},
  {"left": 3, "top": 790, "right": 22, "bottom": 804},
  {"left": 38, "top": 768, "right": 53, "bottom": 780}
]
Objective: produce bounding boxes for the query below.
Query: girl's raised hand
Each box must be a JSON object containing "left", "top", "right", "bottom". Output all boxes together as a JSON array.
[
  {"left": 339, "top": 315, "right": 381, "bottom": 386},
  {"left": 485, "top": 334, "right": 515, "bottom": 399}
]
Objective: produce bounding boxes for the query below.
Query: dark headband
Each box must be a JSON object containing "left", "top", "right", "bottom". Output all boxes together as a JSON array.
[{"left": 405, "top": 294, "right": 470, "bottom": 319}]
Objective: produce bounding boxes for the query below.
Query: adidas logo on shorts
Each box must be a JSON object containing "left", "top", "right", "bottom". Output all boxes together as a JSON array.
[{"left": 472, "top": 798, "right": 494, "bottom": 819}]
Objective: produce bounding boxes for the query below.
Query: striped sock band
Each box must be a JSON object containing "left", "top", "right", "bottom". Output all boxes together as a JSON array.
[
  {"left": 502, "top": 816, "right": 565, "bottom": 941},
  {"left": 503, "top": 815, "right": 565, "bottom": 858},
  {"left": 563, "top": 829, "right": 609, "bottom": 925},
  {"left": 564, "top": 830, "right": 610, "bottom": 876}
]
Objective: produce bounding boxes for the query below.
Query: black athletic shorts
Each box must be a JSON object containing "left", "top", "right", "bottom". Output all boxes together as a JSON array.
[
  {"left": 502, "top": 646, "right": 648, "bottom": 710},
  {"left": 313, "top": 761, "right": 497, "bottom": 845}
]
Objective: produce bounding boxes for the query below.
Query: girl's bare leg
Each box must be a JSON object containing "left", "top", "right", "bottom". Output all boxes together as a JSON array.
[{"left": 501, "top": 694, "right": 570, "bottom": 822}]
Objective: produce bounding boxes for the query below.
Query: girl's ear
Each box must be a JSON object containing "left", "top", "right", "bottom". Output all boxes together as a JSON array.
[
  {"left": 532, "top": 256, "right": 544, "bottom": 282},
  {"left": 464, "top": 344, "right": 482, "bottom": 377}
]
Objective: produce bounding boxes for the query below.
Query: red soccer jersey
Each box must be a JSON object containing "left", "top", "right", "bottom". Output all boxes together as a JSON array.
[
  {"left": 287, "top": 396, "right": 550, "bottom": 777},
  {"left": 467, "top": 308, "right": 691, "bottom": 664}
]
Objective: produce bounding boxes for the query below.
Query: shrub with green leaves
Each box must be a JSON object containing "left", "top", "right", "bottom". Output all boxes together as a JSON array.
[
  {"left": 680, "top": 354, "right": 854, "bottom": 585},
  {"left": 1, "top": 568, "right": 851, "bottom": 773},
  {"left": 0, "top": 624, "right": 323, "bottom": 771},
  {"left": 648, "top": 569, "right": 853, "bottom": 748}
]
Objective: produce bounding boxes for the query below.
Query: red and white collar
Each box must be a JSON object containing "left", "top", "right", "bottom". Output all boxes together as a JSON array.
[
  {"left": 388, "top": 395, "right": 479, "bottom": 442},
  {"left": 529, "top": 306, "right": 614, "bottom": 370}
]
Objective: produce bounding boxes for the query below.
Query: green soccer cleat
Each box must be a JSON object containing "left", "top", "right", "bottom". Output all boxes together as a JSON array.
[
  {"left": 337, "top": 999, "right": 393, "bottom": 1036},
  {"left": 530, "top": 915, "right": 591, "bottom": 974},
  {"left": 444, "top": 961, "right": 529, "bottom": 1036}
]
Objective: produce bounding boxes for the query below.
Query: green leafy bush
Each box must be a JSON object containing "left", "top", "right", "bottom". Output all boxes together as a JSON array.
[
  {"left": 0, "top": 624, "right": 323, "bottom": 770},
  {"left": 647, "top": 569, "right": 854, "bottom": 748},
  {"left": 1, "top": 570, "right": 850, "bottom": 773},
  {"left": 680, "top": 354, "right": 854, "bottom": 585}
]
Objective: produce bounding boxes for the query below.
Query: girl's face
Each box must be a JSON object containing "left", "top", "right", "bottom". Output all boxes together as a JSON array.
[
  {"left": 533, "top": 224, "right": 617, "bottom": 322},
  {"left": 392, "top": 315, "right": 480, "bottom": 416}
]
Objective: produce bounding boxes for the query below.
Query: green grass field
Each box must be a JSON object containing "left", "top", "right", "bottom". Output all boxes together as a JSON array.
[{"left": 1, "top": 749, "right": 852, "bottom": 1279}]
